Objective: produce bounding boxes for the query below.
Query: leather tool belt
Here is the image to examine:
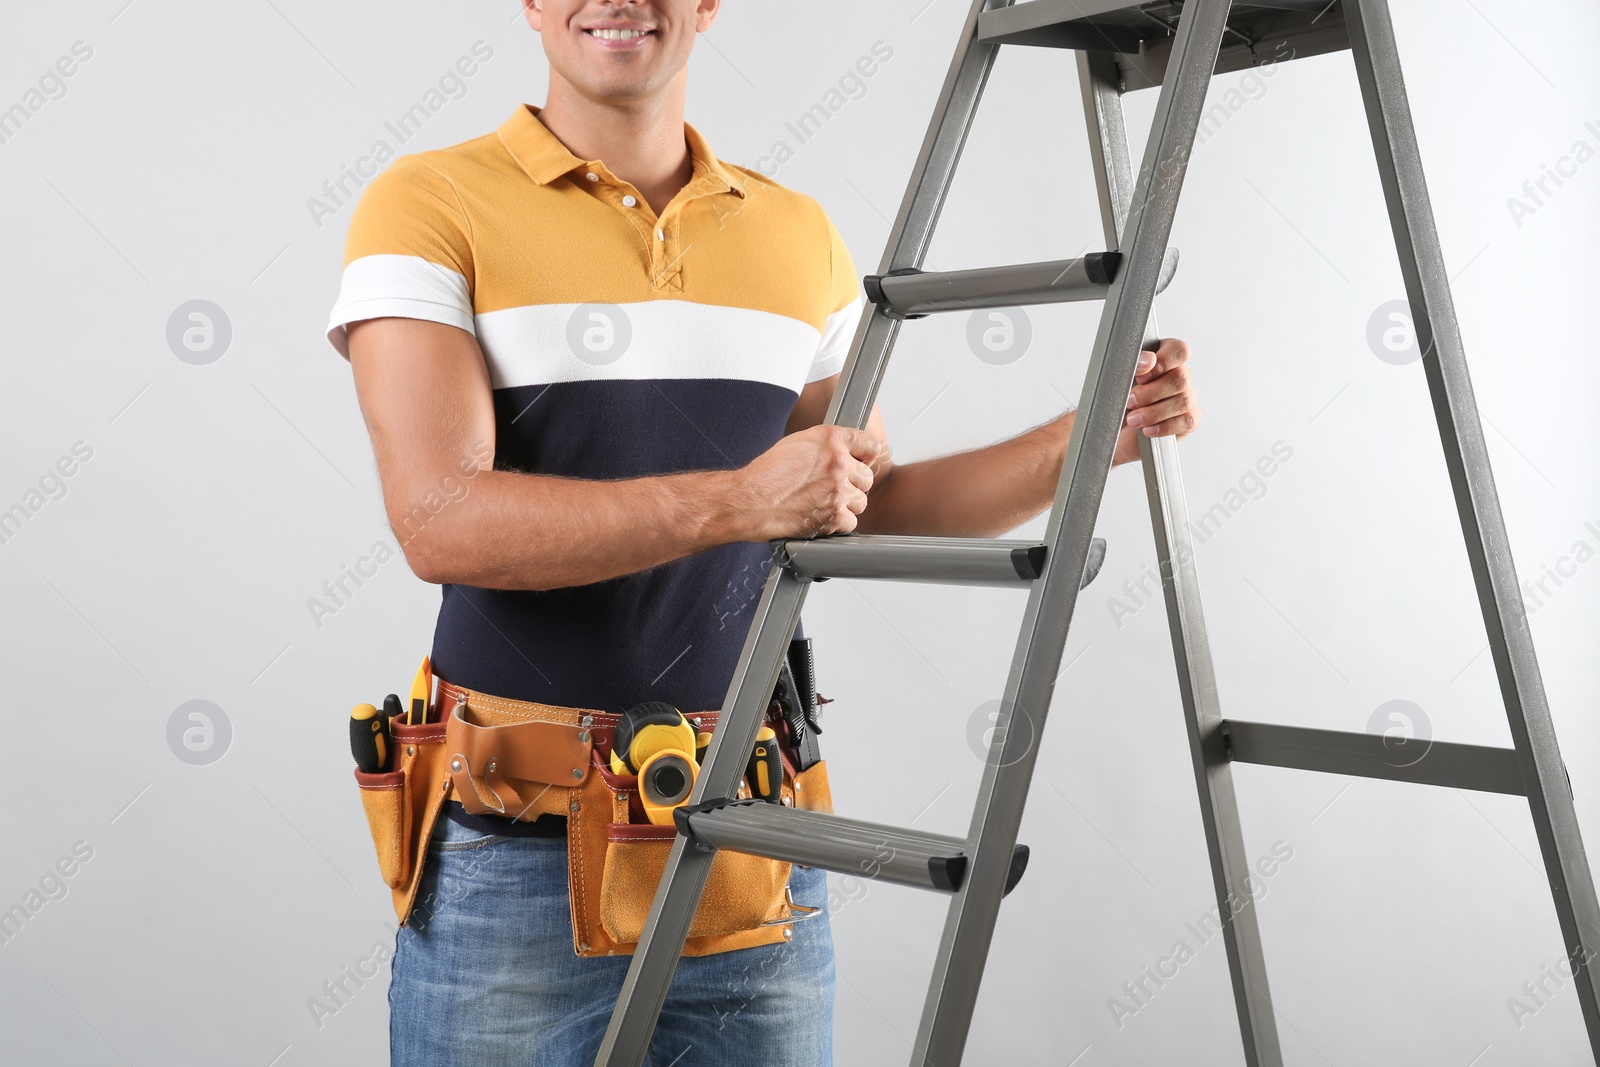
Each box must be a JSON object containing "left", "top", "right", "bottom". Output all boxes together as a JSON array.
[{"left": 354, "top": 677, "right": 833, "bottom": 958}]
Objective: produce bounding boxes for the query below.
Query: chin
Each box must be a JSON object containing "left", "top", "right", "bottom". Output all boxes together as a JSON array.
[
  {"left": 596, "top": 73, "right": 657, "bottom": 97},
  {"left": 567, "top": 69, "right": 665, "bottom": 103}
]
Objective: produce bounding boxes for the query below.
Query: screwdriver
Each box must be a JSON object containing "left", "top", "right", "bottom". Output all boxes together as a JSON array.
[
  {"left": 349, "top": 703, "right": 388, "bottom": 773},
  {"left": 745, "top": 724, "right": 784, "bottom": 803},
  {"left": 381, "top": 693, "right": 404, "bottom": 769}
]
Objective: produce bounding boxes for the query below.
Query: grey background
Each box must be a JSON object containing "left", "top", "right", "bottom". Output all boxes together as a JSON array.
[{"left": 2, "top": 1, "right": 1597, "bottom": 1064}]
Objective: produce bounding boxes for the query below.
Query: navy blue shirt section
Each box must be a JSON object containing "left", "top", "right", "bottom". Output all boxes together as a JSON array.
[{"left": 431, "top": 377, "right": 800, "bottom": 716}]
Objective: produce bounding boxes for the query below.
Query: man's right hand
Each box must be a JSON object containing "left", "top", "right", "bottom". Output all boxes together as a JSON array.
[{"left": 734, "top": 425, "right": 887, "bottom": 541}]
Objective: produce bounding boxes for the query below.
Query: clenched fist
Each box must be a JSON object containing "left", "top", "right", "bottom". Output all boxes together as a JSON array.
[{"left": 735, "top": 424, "right": 889, "bottom": 541}]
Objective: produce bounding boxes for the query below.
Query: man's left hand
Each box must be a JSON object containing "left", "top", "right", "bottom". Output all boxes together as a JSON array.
[{"left": 1113, "top": 338, "right": 1200, "bottom": 466}]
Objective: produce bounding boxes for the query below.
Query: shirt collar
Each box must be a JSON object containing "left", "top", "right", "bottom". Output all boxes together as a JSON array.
[{"left": 498, "top": 104, "right": 747, "bottom": 199}]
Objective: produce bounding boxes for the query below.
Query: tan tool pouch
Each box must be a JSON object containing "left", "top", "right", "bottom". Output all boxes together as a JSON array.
[
  {"left": 353, "top": 716, "right": 453, "bottom": 925},
  {"left": 434, "top": 682, "right": 834, "bottom": 957}
]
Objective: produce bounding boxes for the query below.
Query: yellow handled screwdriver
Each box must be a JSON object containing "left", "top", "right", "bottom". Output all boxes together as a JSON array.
[
  {"left": 745, "top": 724, "right": 784, "bottom": 803},
  {"left": 349, "top": 703, "right": 388, "bottom": 773}
]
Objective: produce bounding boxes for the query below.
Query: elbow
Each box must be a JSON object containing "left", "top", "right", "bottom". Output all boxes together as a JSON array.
[
  {"left": 395, "top": 527, "right": 457, "bottom": 586},
  {"left": 389, "top": 504, "right": 472, "bottom": 586},
  {"left": 391, "top": 510, "right": 560, "bottom": 590}
]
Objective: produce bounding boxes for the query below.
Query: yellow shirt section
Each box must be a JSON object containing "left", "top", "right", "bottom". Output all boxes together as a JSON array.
[{"left": 340, "top": 105, "right": 859, "bottom": 335}]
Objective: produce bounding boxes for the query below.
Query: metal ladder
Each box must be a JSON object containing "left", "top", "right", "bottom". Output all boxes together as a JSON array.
[{"left": 597, "top": 1, "right": 1600, "bottom": 1063}]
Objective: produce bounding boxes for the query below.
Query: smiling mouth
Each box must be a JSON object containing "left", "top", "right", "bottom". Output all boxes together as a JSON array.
[{"left": 585, "top": 27, "right": 653, "bottom": 41}]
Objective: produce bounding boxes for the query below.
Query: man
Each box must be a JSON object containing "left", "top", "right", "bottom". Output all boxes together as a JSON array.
[{"left": 328, "top": 1, "right": 1200, "bottom": 1063}]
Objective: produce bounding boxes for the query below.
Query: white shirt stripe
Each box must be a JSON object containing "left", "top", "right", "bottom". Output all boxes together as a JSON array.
[{"left": 328, "top": 253, "right": 861, "bottom": 392}]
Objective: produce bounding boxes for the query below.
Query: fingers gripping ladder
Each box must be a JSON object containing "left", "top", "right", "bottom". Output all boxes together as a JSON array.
[{"left": 597, "top": 2, "right": 1600, "bottom": 1064}]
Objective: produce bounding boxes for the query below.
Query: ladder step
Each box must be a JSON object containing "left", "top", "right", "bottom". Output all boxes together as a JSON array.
[
  {"left": 674, "top": 799, "right": 1030, "bottom": 897},
  {"left": 1222, "top": 719, "right": 1526, "bottom": 796},
  {"left": 863, "top": 249, "right": 1177, "bottom": 320},
  {"left": 776, "top": 534, "right": 1106, "bottom": 589},
  {"left": 979, "top": 1, "right": 1352, "bottom": 92}
]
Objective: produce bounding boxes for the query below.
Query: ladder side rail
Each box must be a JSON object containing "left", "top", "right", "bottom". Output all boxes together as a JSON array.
[
  {"left": 1077, "top": 49, "right": 1133, "bottom": 247},
  {"left": 1080, "top": 44, "right": 1287, "bottom": 1067},
  {"left": 828, "top": 0, "right": 1009, "bottom": 430},
  {"left": 595, "top": 571, "right": 811, "bottom": 1067},
  {"left": 909, "top": 2, "right": 1236, "bottom": 1063},
  {"left": 1138, "top": 429, "right": 1285, "bottom": 1066},
  {"left": 1347, "top": 0, "right": 1600, "bottom": 1052}
]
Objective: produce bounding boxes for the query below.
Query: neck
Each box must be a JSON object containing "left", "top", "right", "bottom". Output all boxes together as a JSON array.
[{"left": 537, "top": 76, "right": 693, "bottom": 214}]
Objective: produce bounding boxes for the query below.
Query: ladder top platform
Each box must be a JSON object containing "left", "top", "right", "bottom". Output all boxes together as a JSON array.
[{"left": 981, "top": 0, "right": 1352, "bottom": 90}]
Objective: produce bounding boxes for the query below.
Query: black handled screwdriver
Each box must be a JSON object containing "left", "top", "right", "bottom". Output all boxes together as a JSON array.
[{"left": 349, "top": 703, "right": 389, "bottom": 773}]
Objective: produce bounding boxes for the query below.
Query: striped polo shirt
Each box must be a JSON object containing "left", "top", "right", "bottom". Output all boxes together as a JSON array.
[{"left": 328, "top": 104, "right": 861, "bottom": 715}]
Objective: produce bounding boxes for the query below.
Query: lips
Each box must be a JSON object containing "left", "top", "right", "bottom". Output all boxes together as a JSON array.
[{"left": 583, "top": 25, "right": 654, "bottom": 47}]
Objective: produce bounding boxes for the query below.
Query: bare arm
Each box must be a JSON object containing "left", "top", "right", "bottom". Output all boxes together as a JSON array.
[
  {"left": 347, "top": 317, "right": 883, "bottom": 590},
  {"left": 853, "top": 413, "right": 1079, "bottom": 539},
  {"left": 792, "top": 341, "right": 1200, "bottom": 539}
]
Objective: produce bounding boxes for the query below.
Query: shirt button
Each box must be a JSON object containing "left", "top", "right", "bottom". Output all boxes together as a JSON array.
[
  {"left": 622, "top": 195, "right": 638, "bottom": 208},
  {"left": 656, "top": 228, "right": 665, "bottom": 241},
  {"left": 585, "top": 172, "right": 599, "bottom": 182}
]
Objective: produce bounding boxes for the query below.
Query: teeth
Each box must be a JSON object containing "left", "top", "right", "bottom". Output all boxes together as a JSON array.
[{"left": 590, "top": 28, "right": 646, "bottom": 40}]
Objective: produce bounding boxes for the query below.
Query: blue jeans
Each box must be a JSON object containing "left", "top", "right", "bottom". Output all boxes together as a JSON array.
[{"left": 390, "top": 813, "right": 835, "bottom": 1066}]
